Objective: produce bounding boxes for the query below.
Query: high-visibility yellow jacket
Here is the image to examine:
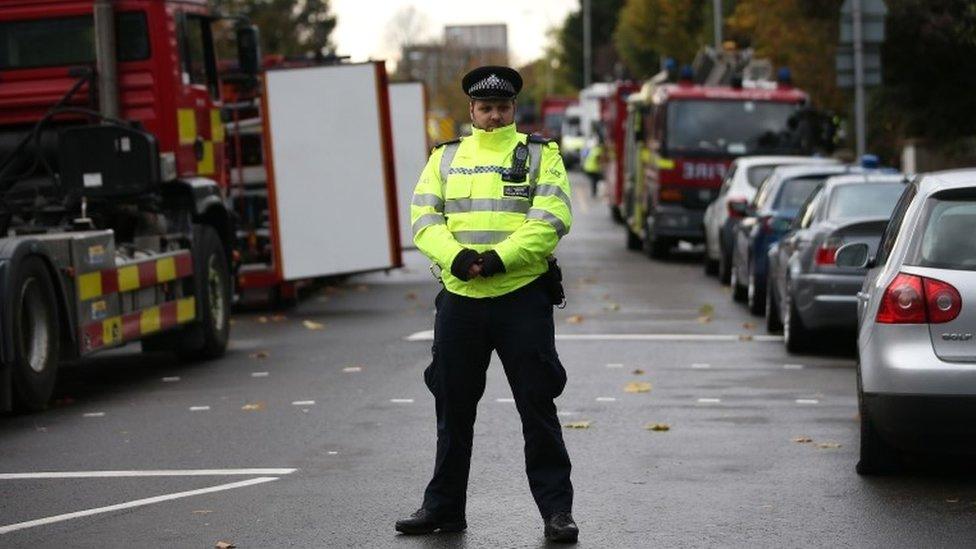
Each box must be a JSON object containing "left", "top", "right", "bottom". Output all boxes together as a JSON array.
[
  {"left": 411, "top": 123, "right": 573, "bottom": 298},
  {"left": 583, "top": 143, "right": 603, "bottom": 174}
]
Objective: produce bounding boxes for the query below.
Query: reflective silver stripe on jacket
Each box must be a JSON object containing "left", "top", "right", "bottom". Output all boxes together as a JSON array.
[
  {"left": 439, "top": 142, "right": 460, "bottom": 191},
  {"left": 453, "top": 230, "right": 513, "bottom": 244},
  {"left": 526, "top": 208, "right": 568, "bottom": 236},
  {"left": 534, "top": 183, "right": 572, "bottom": 213},
  {"left": 444, "top": 198, "right": 532, "bottom": 214},
  {"left": 412, "top": 193, "right": 444, "bottom": 211},
  {"left": 412, "top": 213, "right": 446, "bottom": 235},
  {"left": 528, "top": 142, "right": 543, "bottom": 188}
]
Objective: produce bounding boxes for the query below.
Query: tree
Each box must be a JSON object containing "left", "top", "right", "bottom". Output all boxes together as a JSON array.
[
  {"left": 210, "top": 0, "right": 337, "bottom": 58},
  {"left": 556, "top": 0, "right": 626, "bottom": 88},
  {"left": 385, "top": 6, "right": 433, "bottom": 53},
  {"left": 726, "top": 1, "right": 844, "bottom": 113},
  {"left": 614, "top": 0, "right": 712, "bottom": 79}
]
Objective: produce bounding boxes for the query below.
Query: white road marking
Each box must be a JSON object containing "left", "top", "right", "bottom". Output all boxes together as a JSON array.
[
  {"left": 251, "top": 372, "right": 270, "bottom": 378},
  {"left": 82, "top": 412, "right": 105, "bottom": 418},
  {"left": 784, "top": 364, "right": 805, "bottom": 370},
  {"left": 691, "top": 363, "right": 711, "bottom": 369},
  {"left": 406, "top": 330, "right": 782, "bottom": 342},
  {"left": 161, "top": 377, "right": 180, "bottom": 383},
  {"left": 495, "top": 398, "right": 515, "bottom": 403},
  {"left": 0, "top": 476, "right": 279, "bottom": 535},
  {"left": 343, "top": 366, "right": 363, "bottom": 373},
  {"left": 291, "top": 400, "right": 316, "bottom": 406},
  {"left": 189, "top": 406, "right": 210, "bottom": 412},
  {"left": 390, "top": 399, "right": 414, "bottom": 404},
  {"left": 605, "top": 363, "right": 624, "bottom": 369},
  {"left": 697, "top": 398, "right": 722, "bottom": 404},
  {"left": 0, "top": 468, "right": 297, "bottom": 480},
  {"left": 796, "top": 399, "right": 820, "bottom": 405},
  {"left": 596, "top": 397, "right": 617, "bottom": 402},
  {"left": 327, "top": 451, "right": 339, "bottom": 456}
]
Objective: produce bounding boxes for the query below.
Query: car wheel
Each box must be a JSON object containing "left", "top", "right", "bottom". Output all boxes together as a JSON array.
[
  {"left": 765, "top": 281, "right": 783, "bottom": 333},
  {"left": 730, "top": 260, "right": 747, "bottom": 302},
  {"left": 626, "top": 226, "right": 642, "bottom": 251},
  {"left": 718, "top": 248, "right": 732, "bottom": 285},
  {"left": 747, "top": 268, "right": 765, "bottom": 316},
  {"left": 643, "top": 217, "right": 670, "bottom": 259},
  {"left": 856, "top": 371, "right": 902, "bottom": 475},
  {"left": 783, "top": 296, "right": 811, "bottom": 353}
]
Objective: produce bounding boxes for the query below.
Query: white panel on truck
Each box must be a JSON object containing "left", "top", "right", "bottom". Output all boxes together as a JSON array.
[
  {"left": 388, "top": 82, "right": 428, "bottom": 249},
  {"left": 263, "top": 62, "right": 401, "bottom": 280}
]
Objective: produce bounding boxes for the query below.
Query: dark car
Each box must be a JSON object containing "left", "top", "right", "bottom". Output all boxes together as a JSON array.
[
  {"left": 729, "top": 164, "right": 858, "bottom": 315},
  {"left": 767, "top": 173, "right": 908, "bottom": 352}
]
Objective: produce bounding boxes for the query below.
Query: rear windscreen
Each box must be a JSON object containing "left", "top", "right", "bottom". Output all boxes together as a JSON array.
[
  {"left": 0, "top": 12, "right": 149, "bottom": 70},
  {"left": 747, "top": 165, "right": 775, "bottom": 188},
  {"left": 827, "top": 183, "right": 904, "bottom": 220},
  {"left": 774, "top": 176, "right": 825, "bottom": 209},
  {"left": 915, "top": 199, "right": 976, "bottom": 270}
]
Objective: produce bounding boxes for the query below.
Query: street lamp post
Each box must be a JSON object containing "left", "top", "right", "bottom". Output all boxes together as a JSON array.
[{"left": 582, "top": 0, "right": 591, "bottom": 88}]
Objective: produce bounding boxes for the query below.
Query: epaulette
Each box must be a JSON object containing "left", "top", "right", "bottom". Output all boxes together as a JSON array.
[
  {"left": 433, "top": 137, "right": 462, "bottom": 149},
  {"left": 527, "top": 134, "right": 554, "bottom": 144}
]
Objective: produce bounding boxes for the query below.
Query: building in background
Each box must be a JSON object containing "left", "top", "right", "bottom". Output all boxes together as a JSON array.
[{"left": 444, "top": 24, "right": 508, "bottom": 66}]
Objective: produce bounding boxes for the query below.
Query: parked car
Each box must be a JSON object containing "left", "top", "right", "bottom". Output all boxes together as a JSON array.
[
  {"left": 729, "top": 163, "right": 856, "bottom": 313},
  {"left": 767, "top": 172, "right": 907, "bottom": 351},
  {"left": 837, "top": 169, "right": 976, "bottom": 474},
  {"left": 704, "top": 156, "right": 837, "bottom": 281}
]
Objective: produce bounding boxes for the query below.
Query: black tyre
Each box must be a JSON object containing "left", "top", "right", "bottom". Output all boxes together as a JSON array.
[
  {"left": 747, "top": 268, "right": 765, "bottom": 316},
  {"left": 626, "top": 226, "right": 642, "bottom": 251},
  {"left": 718, "top": 248, "right": 732, "bottom": 285},
  {"left": 178, "top": 225, "right": 231, "bottom": 360},
  {"left": 610, "top": 205, "right": 623, "bottom": 224},
  {"left": 856, "top": 371, "right": 902, "bottom": 475},
  {"left": 704, "top": 256, "right": 719, "bottom": 276},
  {"left": 730, "top": 260, "right": 747, "bottom": 302},
  {"left": 765, "top": 281, "right": 783, "bottom": 333},
  {"left": 10, "top": 256, "right": 60, "bottom": 412},
  {"left": 783, "top": 297, "right": 811, "bottom": 353}
]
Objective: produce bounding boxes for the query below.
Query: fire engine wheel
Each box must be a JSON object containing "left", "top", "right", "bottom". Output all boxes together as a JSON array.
[
  {"left": 10, "top": 256, "right": 60, "bottom": 412},
  {"left": 178, "top": 225, "right": 231, "bottom": 360}
]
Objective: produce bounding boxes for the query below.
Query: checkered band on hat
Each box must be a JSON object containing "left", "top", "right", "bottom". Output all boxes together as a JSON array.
[{"left": 468, "top": 73, "right": 516, "bottom": 95}]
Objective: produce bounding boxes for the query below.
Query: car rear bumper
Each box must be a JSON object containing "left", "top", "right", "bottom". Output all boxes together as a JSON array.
[
  {"left": 860, "top": 323, "right": 976, "bottom": 395},
  {"left": 864, "top": 393, "right": 976, "bottom": 451},
  {"left": 793, "top": 272, "right": 864, "bottom": 329},
  {"left": 650, "top": 205, "right": 704, "bottom": 241}
]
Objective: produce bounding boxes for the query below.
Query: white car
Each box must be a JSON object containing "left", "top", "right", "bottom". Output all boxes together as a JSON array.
[
  {"left": 837, "top": 169, "right": 976, "bottom": 474},
  {"left": 703, "top": 155, "right": 838, "bottom": 282}
]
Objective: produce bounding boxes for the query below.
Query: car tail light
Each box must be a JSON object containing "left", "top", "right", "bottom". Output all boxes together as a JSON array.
[
  {"left": 815, "top": 238, "right": 843, "bottom": 265},
  {"left": 727, "top": 198, "right": 748, "bottom": 219},
  {"left": 876, "top": 273, "right": 962, "bottom": 324},
  {"left": 659, "top": 187, "right": 683, "bottom": 203}
]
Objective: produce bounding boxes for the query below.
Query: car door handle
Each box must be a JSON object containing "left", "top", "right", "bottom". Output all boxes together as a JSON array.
[{"left": 856, "top": 291, "right": 869, "bottom": 301}]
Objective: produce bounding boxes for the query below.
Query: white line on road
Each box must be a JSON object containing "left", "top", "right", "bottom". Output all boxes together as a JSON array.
[
  {"left": 605, "top": 363, "right": 623, "bottom": 369},
  {"left": 390, "top": 399, "right": 414, "bottom": 404},
  {"left": 291, "top": 400, "right": 316, "bottom": 406},
  {"left": 342, "top": 366, "right": 363, "bottom": 373},
  {"left": 495, "top": 398, "right": 515, "bottom": 403},
  {"left": 0, "top": 476, "right": 279, "bottom": 535},
  {"left": 691, "top": 363, "right": 711, "bottom": 369},
  {"left": 0, "top": 468, "right": 297, "bottom": 480},
  {"left": 251, "top": 372, "right": 270, "bottom": 378},
  {"left": 784, "top": 364, "right": 805, "bottom": 370},
  {"left": 82, "top": 412, "right": 105, "bottom": 418},
  {"left": 697, "top": 398, "right": 722, "bottom": 404},
  {"left": 189, "top": 406, "right": 210, "bottom": 412},
  {"left": 796, "top": 399, "right": 820, "bottom": 405},
  {"left": 595, "top": 397, "right": 617, "bottom": 402},
  {"left": 406, "top": 330, "right": 783, "bottom": 342},
  {"left": 161, "top": 377, "right": 180, "bottom": 382}
]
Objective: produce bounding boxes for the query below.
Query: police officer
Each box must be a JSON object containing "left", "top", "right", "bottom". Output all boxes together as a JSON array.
[{"left": 395, "top": 66, "right": 578, "bottom": 543}]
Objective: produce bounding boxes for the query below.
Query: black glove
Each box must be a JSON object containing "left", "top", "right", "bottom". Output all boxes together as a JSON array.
[
  {"left": 478, "top": 250, "right": 506, "bottom": 277},
  {"left": 450, "top": 248, "right": 481, "bottom": 281}
]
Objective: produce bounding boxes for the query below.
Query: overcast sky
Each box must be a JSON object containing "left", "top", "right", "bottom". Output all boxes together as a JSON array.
[{"left": 331, "top": 0, "right": 579, "bottom": 66}]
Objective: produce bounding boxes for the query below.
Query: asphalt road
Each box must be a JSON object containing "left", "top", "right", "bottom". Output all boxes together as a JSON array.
[{"left": 2, "top": 173, "right": 976, "bottom": 548}]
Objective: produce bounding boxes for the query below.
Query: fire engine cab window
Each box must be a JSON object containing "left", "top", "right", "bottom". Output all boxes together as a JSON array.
[
  {"left": 666, "top": 100, "right": 798, "bottom": 155},
  {"left": 182, "top": 17, "right": 208, "bottom": 86},
  {"left": 0, "top": 13, "right": 149, "bottom": 70}
]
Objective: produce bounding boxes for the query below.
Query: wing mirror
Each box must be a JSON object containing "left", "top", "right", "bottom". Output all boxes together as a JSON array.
[
  {"left": 236, "top": 24, "right": 261, "bottom": 77},
  {"left": 835, "top": 242, "right": 874, "bottom": 269}
]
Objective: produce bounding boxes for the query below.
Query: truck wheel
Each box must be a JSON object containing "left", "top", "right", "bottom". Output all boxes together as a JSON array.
[
  {"left": 178, "top": 225, "right": 231, "bottom": 360},
  {"left": 625, "top": 226, "right": 642, "bottom": 251},
  {"left": 10, "top": 256, "right": 60, "bottom": 412}
]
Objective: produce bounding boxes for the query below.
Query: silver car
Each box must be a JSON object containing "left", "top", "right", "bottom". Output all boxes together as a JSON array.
[{"left": 837, "top": 169, "right": 976, "bottom": 474}]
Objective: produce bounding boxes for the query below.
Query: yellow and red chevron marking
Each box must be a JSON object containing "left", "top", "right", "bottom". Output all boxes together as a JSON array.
[
  {"left": 80, "top": 297, "right": 196, "bottom": 353},
  {"left": 77, "top": 252, "right": 193, "bottom": 301}
]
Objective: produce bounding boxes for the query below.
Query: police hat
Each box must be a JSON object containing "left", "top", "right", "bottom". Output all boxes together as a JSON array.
[{"left": 462, "top": 66, "right": 522, "bottom": 100}]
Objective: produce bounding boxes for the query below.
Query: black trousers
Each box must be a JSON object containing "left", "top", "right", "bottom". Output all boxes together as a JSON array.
[{"left": 422, "top": 278, "right": 573, "bottom": 520}]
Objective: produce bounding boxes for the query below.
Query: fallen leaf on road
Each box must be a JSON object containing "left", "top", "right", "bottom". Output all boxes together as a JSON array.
[
  {"left": 644, "top": 423, "right": 670, "bottom": 432},
  {"left": 632, "top": 368, "right": 645, "bottom": 375},
  {"left": 566, "top": 315, "right": 584, "bottom": 324},
  {"left": 303, "top": 320, "right": 325, "bottom": 330},
  {"left": 356, "top": 284, "right": 369, "bottom": 292},
  {"left": 271, "top": 314, "right": 287, "bottom": 322},
  {"left": 580, "top": 276, "right": 597, "bottom": 284},
  {"left": 742, "top": 322, "right": 755, "bottom": 330},
  {"left": 738, "top": 334, "right": 754, "bottom": 341},
  {"left": 250, "top": 351, "right": 269, "bottom": 359},
  {"left": 215, "top": 542, "right": 236, "bottom": 549},
  {"left": 792, "top": 436, "right": 813, "bottom": 443},
  {"left": 602, "top": 293, "right": 611, "bottom": 300},
  {"left": 697, "top": 316, "right": 712, "bottom": 324},
  {"left": 946, "top": 498, "right": 961, "bottom": 503},
  {"left": 406, "top": 292, "right": 418, "bottom": 300},
  {"left": 624, "top": 381, "right": 652, "bottom": 393},
  {"left": 816, "top": 442, "right": 842, "bottom": 449},
  {"left": 563, "top": 421, "right": 592, "bottom": 429},
  {"left": 229, "top": 319, "right": 237, "bottom": 326},
  {"left": 241, "top": 402, "right": 265, "bottom": 411},
  {"left": 605, "top": 303, "right": 620, "bottom": 311},
  {"left": 257, "top": 316, "right": 268, "bottom": 324},
  {"left": 699, "top": 304, "right": 715, "bottom": 316}
]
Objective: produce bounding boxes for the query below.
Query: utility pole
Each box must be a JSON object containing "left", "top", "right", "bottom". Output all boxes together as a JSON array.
[
  {"left": 713, "top": 0, "right": 723, "bottom": 49},
  {"left": 852, "top": 0, "right": 866, "bottom": 158},
  {"left": 582, "top": 0, "right": 591, "bottom": 88}
]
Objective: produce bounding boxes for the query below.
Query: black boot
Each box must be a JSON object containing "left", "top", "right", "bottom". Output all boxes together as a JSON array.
[
  {"left": 544, "top": 512, "right": 579, "bottom": 543},
  {"left": 395, "top": 508, "right": 466, "bottom": 535}
]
